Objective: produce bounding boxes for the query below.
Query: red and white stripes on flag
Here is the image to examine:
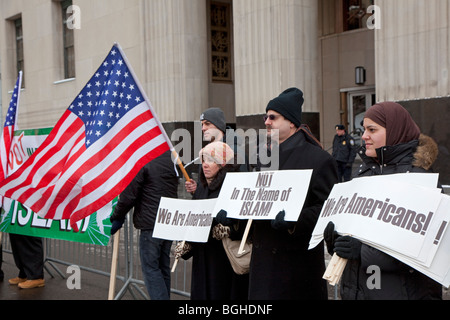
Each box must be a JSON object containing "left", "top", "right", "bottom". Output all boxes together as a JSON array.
[{"left": 0, "top": 44, "right": 173, "bottom": 231}]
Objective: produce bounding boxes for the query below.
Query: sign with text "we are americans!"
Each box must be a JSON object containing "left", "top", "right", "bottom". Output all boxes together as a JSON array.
[
  {"left": 153, "top": 197, "right": 218, "bottom": 243},
  {"left": 309, "top": 173, "right": 450, "bottom": 287}
]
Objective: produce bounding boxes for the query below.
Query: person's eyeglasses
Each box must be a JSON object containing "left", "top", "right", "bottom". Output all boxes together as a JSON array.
[{"left": 263, "top": 114, "right": 279, "bottom": 122}]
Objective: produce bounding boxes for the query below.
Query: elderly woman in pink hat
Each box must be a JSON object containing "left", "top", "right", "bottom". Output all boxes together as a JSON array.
[{"left": 176, "top": 141, "right": 249, "bottom": 300}]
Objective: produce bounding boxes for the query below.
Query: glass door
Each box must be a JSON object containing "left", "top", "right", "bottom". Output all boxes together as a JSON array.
[{"left": 347, "top": 90, "right": 376, "bottom": 146}]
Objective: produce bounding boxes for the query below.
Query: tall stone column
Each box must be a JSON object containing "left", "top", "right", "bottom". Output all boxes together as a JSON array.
[
  {"left": 375, "top": 0, "right": 450, "bottom": 102},
  {"left": 233, "top": 0, "right": 319, "bottom": 116},
  {"left": 141, "top": 0, "right": 209, "bottom": 122}
]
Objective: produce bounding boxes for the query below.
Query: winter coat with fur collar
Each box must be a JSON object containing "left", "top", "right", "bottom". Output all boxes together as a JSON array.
[{"left": 340, "top": 134, "right": 443, "bottom": 300}]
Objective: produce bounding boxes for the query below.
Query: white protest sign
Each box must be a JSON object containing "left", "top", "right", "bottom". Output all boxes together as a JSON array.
[
  {"left": 367, "top": 172, "right": 439, "bottom": 188},
  {"left": 213, "top": 170, "right": 312, "bottom": 221},
  {"left": 402, "top": 194, "right": 450, "bottom": 287},
  {"left": 309, "top": 174, "right": 445, "bottom": 266},
  {"left": 356, "top": 194, "right": 450, "bottom": 287},
  {"left": 153, "top": 197, "right": 217, "bottom": 243}
]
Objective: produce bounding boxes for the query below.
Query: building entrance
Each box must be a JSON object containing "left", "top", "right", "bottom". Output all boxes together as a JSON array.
[{"left": 346, "top": 89, "right": 376, "bottom": 146}]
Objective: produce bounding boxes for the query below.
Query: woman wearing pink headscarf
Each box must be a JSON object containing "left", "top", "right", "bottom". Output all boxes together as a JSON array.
[{"left": 325, "top": 102, "right": 442, "bottom": 300}]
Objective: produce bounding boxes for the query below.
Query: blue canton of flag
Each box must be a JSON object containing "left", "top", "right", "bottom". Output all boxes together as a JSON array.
[
  {"left": 5, "top": 74, "right": 21, "bottom": 127},
  {"left": 70, "top": 48, "right": 144, "bottom": 147}
]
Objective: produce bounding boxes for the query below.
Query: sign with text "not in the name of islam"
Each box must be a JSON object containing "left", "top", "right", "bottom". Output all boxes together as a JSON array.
[{"left": 213, "top": 170, "right": 313, "bottom": 222}]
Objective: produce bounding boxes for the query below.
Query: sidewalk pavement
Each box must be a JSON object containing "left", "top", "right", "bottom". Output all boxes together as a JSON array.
[
  {"left": 0, "top": 251, "right": 188, "bottom": 300},
  {"left": 1, "top": 250, "right": 448, "bottom": 301}
]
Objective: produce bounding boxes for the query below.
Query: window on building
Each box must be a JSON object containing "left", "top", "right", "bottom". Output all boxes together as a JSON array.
[
  {"left": 343, "top": 0, "right": 374, "bottom": 31},
  {"left": 210, "top": 2, "right": 232, "bottom": 82},
  {"left": 61, "top": 0, "right": 75, "bottom": 79},
  {"left": 15, "top": 18, "right": 25, "bottom": 88}
]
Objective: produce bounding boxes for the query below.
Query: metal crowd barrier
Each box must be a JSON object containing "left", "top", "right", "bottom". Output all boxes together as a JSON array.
[{"left": 1, "top": 216, "right": 192, "bottom": 300}]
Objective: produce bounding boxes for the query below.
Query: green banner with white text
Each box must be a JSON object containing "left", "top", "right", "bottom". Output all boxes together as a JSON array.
[{"left": 0, "top": 128, "right": 114, "bottom": 246}]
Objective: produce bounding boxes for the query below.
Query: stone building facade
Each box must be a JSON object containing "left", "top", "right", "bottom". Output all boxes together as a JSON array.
[{"left": 0, "top": 0, "right": 449, "bottom": 183}]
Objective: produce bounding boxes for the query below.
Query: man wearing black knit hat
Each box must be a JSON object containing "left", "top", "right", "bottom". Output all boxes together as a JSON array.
[
  {"left": 186, "top": 107, "right": 227, "bottom": 194},
  {"left": 248, "top": 87, "right": 339, "bottom": 300},
  {"left": 199, "top": 107, "right": 226, "bottom": 142},
  {"left": 264, "top": 87, "right": 304, "bottom": 144}
]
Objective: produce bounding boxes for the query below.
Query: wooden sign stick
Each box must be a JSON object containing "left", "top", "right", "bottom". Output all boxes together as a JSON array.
[
  {"left": 171, "top": 240, "right": 185, "bottom": 273},
  {"left": 238, "top": 219, "right": 253, "bottom": 254},
  {"left": 170, "top": 150, "right": 191, "bottom": 273},
  {"left": 323, "top": 252, "right": 348, "bottom": 286}
]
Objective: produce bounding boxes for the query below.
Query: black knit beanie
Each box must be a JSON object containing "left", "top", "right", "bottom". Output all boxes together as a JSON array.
[
  {"left": 266, "top": 88, "right": 304, "bottom": 127},
  {"left": 200, "top": 108, "right": 226, "bottom": 133}
]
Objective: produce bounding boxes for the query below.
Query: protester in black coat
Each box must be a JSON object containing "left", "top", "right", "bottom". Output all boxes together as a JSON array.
[
  {"left": 110, "top": 150, "right": 179, "bottom": 300},
  {"left": 178, "top": 142, "right": 249, "bottom": 300},
  {"left": 248, "top": 88, "right": 338, "bottom": 300},
  {"left": 110, "top": 150, "right": 178, "bottom": 230},
  {"left": 325, "top": 102, "right": 443, "bottom": 300}
]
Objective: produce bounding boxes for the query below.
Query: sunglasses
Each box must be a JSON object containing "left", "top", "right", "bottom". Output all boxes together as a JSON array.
[{"left": 263, "top": 114, "right": 280, "bottom": 122}]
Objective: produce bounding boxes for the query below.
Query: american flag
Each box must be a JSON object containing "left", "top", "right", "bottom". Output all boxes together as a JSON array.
[
  {"left": 0, "top": 71, "right": 22, "bottom": 183},
  {"left": 0, "top": 45, "right": 172, "bottom": 231}
]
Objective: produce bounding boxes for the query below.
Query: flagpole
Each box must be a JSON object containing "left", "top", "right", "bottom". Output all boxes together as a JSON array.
[
  {"left": 114, "top": 43, "right": 190, "bottom": 272},
  {"left": 108, "top": 230, "right": 120, "bottom": 300}
]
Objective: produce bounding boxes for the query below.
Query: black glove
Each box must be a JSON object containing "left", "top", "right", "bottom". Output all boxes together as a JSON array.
[
  {"left": 110, "top": 218, "right": 125, "bottom": 235},
  {"left": 215, "top": 209, "right": 233, "bottom": 227},
  {"left": 271, "top": 210, "right": 295, "bottom": 231},
  {"left": 323, "top": 221, "right": 338, "bottom": 255},
  {"left": 334, "top": 236, "right": 362, "bottom": 260}
]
